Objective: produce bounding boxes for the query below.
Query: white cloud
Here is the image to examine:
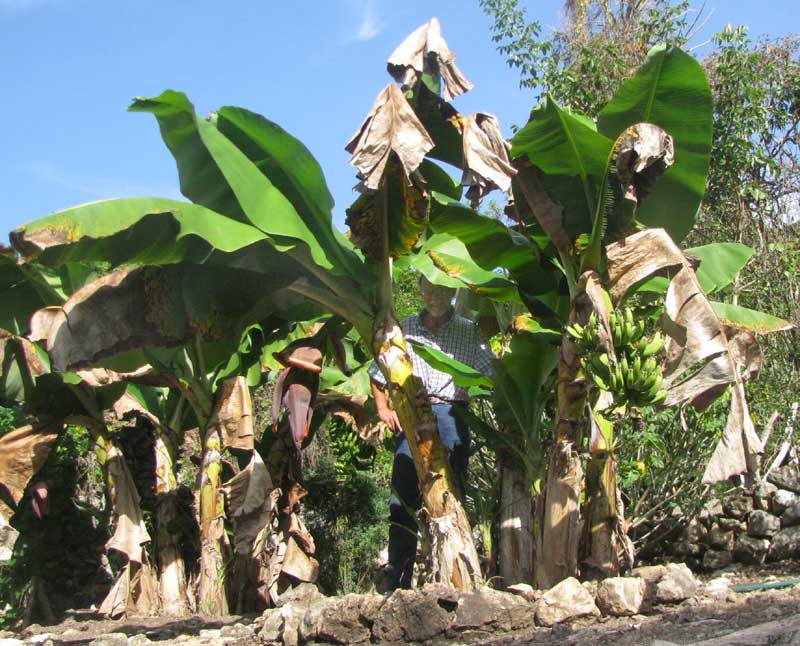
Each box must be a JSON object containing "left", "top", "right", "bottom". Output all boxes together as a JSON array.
[
  {"left": 21, "top": 160, "right": 182, "bottom": 202},
  {"left": 353, "top": 0, "right": 384, "bottom": 42}
]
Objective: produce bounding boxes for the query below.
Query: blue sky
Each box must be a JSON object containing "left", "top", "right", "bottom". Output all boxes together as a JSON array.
[{"left": 1, "top": 0, "right": 796, "bottom": 237}]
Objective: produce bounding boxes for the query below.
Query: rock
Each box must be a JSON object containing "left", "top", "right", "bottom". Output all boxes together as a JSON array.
[
  {"left": 773, "top": 489, "right": 800, "bottom": 514},
  {"left": 699, "top": 498, "right": 723, "bottom": 526},
  {"left": 682, "top": 518, "right": 705, "bottom": 543},
  {"left": 672, "top": 540, "right": 702, "bottom": 557},
  {"left": 595, "top": 577, "right": 644, "bottom": 616},
  {"left": 219, "top": 624, "right": 255, "bottom": 639},
  {"left": 89, "top": 634, "right": 128, "bottom": 646},
  {"left": 747, "top": 510, "right": 781, "bottom": 537},
  {"left": 782, "top": 503, "right": 800, "bottom": 527},
  {"left": 654, "top": 563, "right": 698, "bottom": 604},
  {"left": 197, "top": 629, "right": 221, "bottom": 639},
  {"left": 703, "top": 577, "right": 732, "bottom": 600},
  {"left": 706, "top": 526, "right": 735, "bottom": 551},
  {"left": 0, "top": 639, "right": 24, "bottom": 646},
  {"left": 534, "top": 577, "right": 600, "bottom": 627},
  {"left": 276, "top": 581, "right": 324, "bottom": 607},
  {"left": 766, "top": 465, "right": 800, "bottom": 493},
  {"left": 507, "top": 583, "right": 540, "bottom": 602},
  {"left": 754, "top": 481, "right": 778, "bottom": 511},
  {"left": 453, "top": 587, "right": 533, "bottom": 632},
  {"left": 733, "top": 535, "right": 770, "bottom": 564},
  {"left": 28, "top": 635, "right": 54, "bottom": 644},
  {"left": 128, "top": 636, "right": 152, "bottom": 646},
  {"left": 768, "top": 526, "right": 800, "bottom": 560},
  {"left": 723, "top": 495, "right": 753, "bottom": 519},
  {"left": 260, "top": 602, "right": 307, "bottom": 646},
  {"left": 300, "top": 593, "right": 384, "bottom": 644},
  {"left": 717, "top": 517, "right": 747, "bottom": 532},
  {"left": 371, "top": 588, "right": 454, "bottom": 642},
  {"left": 631, "top": 564, "right": 667, "bottom": 603},
  {"left": 702, "top": 549, "right": 733, "bottom": 570}
]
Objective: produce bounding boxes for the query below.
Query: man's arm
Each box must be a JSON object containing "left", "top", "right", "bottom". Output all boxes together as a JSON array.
[{"left": 371, "top": 379, "right": 402, "bottom": 433}]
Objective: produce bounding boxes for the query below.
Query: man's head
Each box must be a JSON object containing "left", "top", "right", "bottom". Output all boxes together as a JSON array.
[{"left": 419, "top": 276, "right": 455, "bottom": 319}]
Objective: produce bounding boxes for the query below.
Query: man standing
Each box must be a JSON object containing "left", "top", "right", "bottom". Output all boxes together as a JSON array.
[{"left": 370, "top": 276, "right": 494, "bottom": 591}]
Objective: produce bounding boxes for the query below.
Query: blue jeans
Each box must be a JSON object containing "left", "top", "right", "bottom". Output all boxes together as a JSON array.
[{"left": 386, "top": 403, "right": 470, "bottom": 590}]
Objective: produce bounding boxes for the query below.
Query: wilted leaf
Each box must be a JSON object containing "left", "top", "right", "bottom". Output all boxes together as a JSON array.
[
  {"left": 346, "top": 83, "right": 434, "bottom": 191},
  {"left": 613, "top": 123, "right": 674, "bottom": 205},
  {"left": 0, "top": 420, "right": 61, "bottom": 506},
  {"left": 725, "top": 327, "right": 763, "bottom": 382},
  {"left": 222, "top": 452, "right": 277, "bottom": 555},
  {"left": 281, "top": 535, "right": 319, "bottom": 583},
  {"left": 461, "top": 113, "right": 516, "bottom": 206},
  {"left": 606, "top": 228, "right": 765, "bottom": 483},
  {"left": 345, "top": 156, "right": 429, "bottom": 259},
  {"left": 702, "top": 381, "right": 761, "bottom": 484},
  {"left": 105, "top": 444, "right": 151, "bottom": 564},
  {"left": 387, "top": 17, "right": 473, "bottom": 101}
]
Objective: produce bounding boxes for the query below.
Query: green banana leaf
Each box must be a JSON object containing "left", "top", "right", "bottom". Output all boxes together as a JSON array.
[
  {"left": 414, "top": 234, "right": 522, "bottom": 302},
  {"left": 710, "top": 302, "right": 793, "bottom": 334},
  {"left": 429, "top": 192, "right": 560, "bottom": 296},
  {"left": 408, "top": 341, "right": 493, "bottom": 389},
  {"left": 686, "top": 243, "right": 754, "bottom": 294},
  {"left": 130, "top": 91, "right": 360, "bottom": 278},
  {"left": 633, "top": 242, "right": 755, "bottom": 296},
  {"left": 598, "top": 45, "right": 713, "bottom": 242},
  {"left": 511, "top": 97, "right": 613, "bottom": 238},
  {"left": 12, "top": 198, "right": 265, "bottom": 267}
]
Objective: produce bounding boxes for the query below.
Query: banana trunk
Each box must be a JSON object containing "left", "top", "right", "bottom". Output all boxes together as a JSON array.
[
  {"left": 196, "top": 425, "right": 229, "bottom": 616},
  {"left": 154, "top": 434, "right": 191, "bottom": 615},
  {"left": 536, "top": 313, "right": 588, "bottom": 588},
  {"left": 371, "top": 314, "right": 482, "bottom": 590},
  {"left": 498, "top": 458, "right": 534, "bottom": 586}
]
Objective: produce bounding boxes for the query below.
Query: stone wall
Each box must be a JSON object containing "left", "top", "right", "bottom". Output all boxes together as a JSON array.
[{"left": 669, "top": 465, "right": 800, "bottom": 570}]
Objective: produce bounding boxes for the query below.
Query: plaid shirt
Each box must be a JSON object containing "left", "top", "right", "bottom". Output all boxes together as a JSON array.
[{"left": 370, "top": 312, "right": 494, "bottom": 403}]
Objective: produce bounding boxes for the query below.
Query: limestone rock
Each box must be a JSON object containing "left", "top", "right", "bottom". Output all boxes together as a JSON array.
[
  {"left": 631, "top": 564, "right": 667, "bottom": 603},
  {"left": 534, "top": 577, "right": 600, "bottom": 627},
  {"left": 88, "top": 634, "right": 127, "bottom": 646},
  {"left": 507, "top": 583, "right": 540, "bottom": 602},
  {"left": 260, "top": 602, "right": 307, "bottom": 646},
  {"left": 717, "top": 517, "right": 747, "bottom": 532},
  {"left": 453, "top": 587, "right": 533, "bottom": 632},
  {"left": 672, "top": 540, "right": 702, "bottom": 556},
  {"left": 596, "top": 577, "right": 644, "bottom": 616},
  {"left": 754, "top": 481, "right": 778, "bottom": 511},
  {"left": 768, "top": 526, "right": 800, "bottom": 561},
  {"left": 706, "top": 526, "right": 735, "bottom": 551},
  {"left": 699, "top": 498, "right": 723, "bottom": 527},
  {"left": 723, "top": 495, "right": 753, "bottom": 519},
  {"left": 766, "top": 465, "right": 800, "bottom": 493},
  {"left": 782, "top": 503, "right": 800, "bottom": 527},
  {"left": 773, "top": 489, "right": 800, "bottom": 514},
  {"left": 733, "top": 535, "right": 770, "bottom": 564},
  {"left": 747, "top": 510, "right": 781, "bottom": 537},
  {"left": 682, "top": 518, "right": 705, "bottom": 543},
  {"left": 300, "top": 593, "right": 384, "bottom": 644},
  {"left": 128, "top": 636, "right": 153, "bottom": 646},
  {"left": 219, "top": 623, "right": 255, "bottom": 640},
  {"left": 702, "top": 549, "right": 733, "bottom": 570},
  {"left": 654, "top": 563, "right": 698, "bottom": 604},
  {"left": 275, "top": 582, "right": 324, "bottom": 607},
  {"left": 371, "top": 588, "right": 454, "bottom": 642}
]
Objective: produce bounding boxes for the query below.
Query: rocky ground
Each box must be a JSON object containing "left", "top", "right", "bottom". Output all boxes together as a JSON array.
[{"left": 1, "top": 561, "right": 798, "bottom": 646}]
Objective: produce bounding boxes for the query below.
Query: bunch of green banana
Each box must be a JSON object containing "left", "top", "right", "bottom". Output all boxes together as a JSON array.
[
  {"left": 566, "top": 312, "right": 599, "bottom": 350},
  {"left": 608, "top": 307, "right": 646, "bottom": 349},
  {"left": 578, "top": 307, "right": 669, "bottom": 408}
]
